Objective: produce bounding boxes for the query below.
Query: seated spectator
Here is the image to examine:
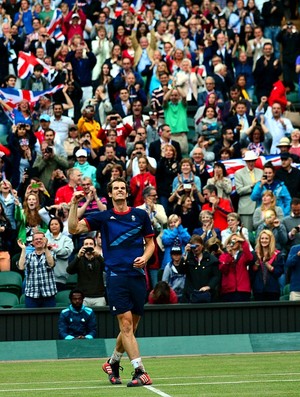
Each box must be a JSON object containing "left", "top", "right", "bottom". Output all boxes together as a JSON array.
[
  {"left": 283, "top": 198, "right": 300, "bottom": 249},
  {"left": 286, "top": 245, "right": 300, "bottom": 301},
  {"left": 64, "top": 125, "right": 80, "bottom": 166},
  {"left": 162, "top": 245, "right": 186, "bottom": 302},
  {"left": 251, "top": 229, "right": 284, "bottom": 301},
  {"left": 289, "top": 129, "right": 300, "bottom": 158},
  {"left": 45, "top": 217, "right": 74, "bottom": 292},
  {"left": 55, "top": 168, "right": 83, "bottom": 205},
  {"left": 161, "top": 214, "right": 190, "bottom": 269},
  {"left": 253, "top": 190, "right": 284, "bottom": 230},
  {"left": 67, "top": 237, "right": 106, "bottom": 307},
  {"left": 180, "top": 235, "right": 221, "bottom": 303},
  {"left": 193, "top": 210, "right": 221, "bottom": 243},
  {"left": 219, "top": 234, "right": 253, "bottom": 302},
  {"left": 207, "top": 162, "right": 232, "bottom": 200},
  {"left": 58, "top": 289, "right": 97, "bottom": 339},
  {"left": 148, "top": 281, "right": 178, "bottom": 304},
  {"left": 73, "top": 149, "right": 98, "bottom": 188}
]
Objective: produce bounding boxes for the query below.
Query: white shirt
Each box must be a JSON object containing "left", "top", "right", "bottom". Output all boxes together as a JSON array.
[
  {"left": 50, "top": 115, "right": 74, "bottom": 141},
  {"left": 126, "top": 156, "right": 157, "bottom": 177}
]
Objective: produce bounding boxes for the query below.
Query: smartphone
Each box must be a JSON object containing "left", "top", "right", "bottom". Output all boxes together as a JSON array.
[
  {"left": 85, "top": 247, "right": 94, "bottom": 253},
  {"left": 31, "top": 183, "right": 40, "bottom": 189}
]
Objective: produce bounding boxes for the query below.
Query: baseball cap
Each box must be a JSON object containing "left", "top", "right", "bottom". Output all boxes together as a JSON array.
[
  {"left": 72, "top": 13, "right": 80, "bottom": 18},
  {"left": 171, "top": 246, "right": 182, "bottom": 255},
  {"left": 75, "top": 149, "right": 87, "bottom": 157},
  {"left": 40, "top": 114, "right": 51, "bottom": 122}
]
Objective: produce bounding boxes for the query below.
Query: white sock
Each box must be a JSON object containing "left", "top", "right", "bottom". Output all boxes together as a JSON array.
[
  {"left": 131, "top": 357, "right": 145, "bottom": 371},
  {"left": 109, "top": 350, "right": 123, "bottom": 364}
]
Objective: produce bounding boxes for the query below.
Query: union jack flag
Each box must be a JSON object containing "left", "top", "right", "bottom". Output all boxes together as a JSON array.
[
  {"left": 17, "top": 52, "right": 50, "bottom": 79},
  {"left": 47, "top": 9, "right": 65, "bottom": 41}
]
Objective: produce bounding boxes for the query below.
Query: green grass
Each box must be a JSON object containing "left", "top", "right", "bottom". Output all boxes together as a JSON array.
[{"left": 1, "top": 353, "right": 300, "bottom": 396}]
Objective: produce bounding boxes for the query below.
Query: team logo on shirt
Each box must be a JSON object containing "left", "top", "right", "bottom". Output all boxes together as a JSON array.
[
  {"left": 131, "top": 215, "right": 136, "bottom": 221},
  {"left": 110, "top": 216, "right": 116, "bottom": 220}
]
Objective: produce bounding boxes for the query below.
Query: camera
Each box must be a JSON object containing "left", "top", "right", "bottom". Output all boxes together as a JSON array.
[
  {"left": 190, "top": 244, "right": 197, "bottom": 249},
  {"left": 57, "top": 209, "right": 64, "bottom": 217},
  {"left": 135, "top": 151, "right": 142, "bottom": 155},
  {"left": 262, "top": 174, "right": 267, "bottom": 179},
  {"left": 45, "top": 147, "right": 53, "bottom": 154},
  {"left": 110, "top": 116, "right": 118, "bottom": 121},
  {"left": 85, "top": 247, "right": 94, "bottom": 253},
  {"left": 83, "top": 139, "right": 90, "bottom": 145},
  {"left": 24, "top": 168, "right": 29, "bottom": 174},
  {"left": 183, "top": 183, "right": 192, "bottom": 190},
  {"left": 295, "top": 226, "right": 300, "bottom": 233},
  {"left": 229, "top": 240, "right": 236, "bottom": 247}
]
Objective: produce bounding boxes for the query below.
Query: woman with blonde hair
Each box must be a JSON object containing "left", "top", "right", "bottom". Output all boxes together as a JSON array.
[
  {"left": 252, "top": 190, "right": 284, "bottom": 230},
  {"left": 193, "top": 210, "right": 221, "bottom": 242},
  {"left": 251, "top": 230, "right": 284, "bottom": 301}
]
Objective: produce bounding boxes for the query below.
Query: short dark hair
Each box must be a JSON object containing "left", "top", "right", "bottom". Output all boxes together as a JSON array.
[
  {"left": 291, "top": 197, "right": 300, "bottom": 206},
  {"left": 203, "top": 184, "right": 218, "bottom": 195},
  {"left": 83, "top": 236, "right": 95, "bottom": 246},
  {"left": 34, "top": 64, "right": 43, "bottom": 72},
  {"left": 69, "top": 288, "right": 85, "bottom": 300},
  {"left": 263, "top": 161, "right": 275, "bottom": 172},
  {"left": 134, "top": 141, "right": 146, "bottom": 149},
  {"left": 107, "top": 177, "right": 129, "bottom": 194},
  {"left": 48, "top": 216, "right": 64, "bottom": 233}
]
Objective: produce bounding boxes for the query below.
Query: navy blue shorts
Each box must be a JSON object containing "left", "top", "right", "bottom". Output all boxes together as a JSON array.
[{"left": 106, "top": 274, "right": 147, "bottom": 316}]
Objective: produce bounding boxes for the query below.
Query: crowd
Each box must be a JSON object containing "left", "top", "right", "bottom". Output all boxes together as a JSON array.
[{"left": 0, "top": 0, "right": 300, "bottom": 310}]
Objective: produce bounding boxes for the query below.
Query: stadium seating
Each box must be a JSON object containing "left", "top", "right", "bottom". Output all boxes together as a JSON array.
[
  {"left": 0, "top": 292, "right": 19, "bottom": 308},
  {"left": 55, "top": 290, "right": 72, "bottom": 306},
  {"left": 0, "top": 272, "right": 23, "bottom": 297}
]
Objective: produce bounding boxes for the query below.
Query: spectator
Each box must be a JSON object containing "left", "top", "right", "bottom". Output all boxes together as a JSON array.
[
  {"left": 181, "top": 235, "right": 221, "bottom": 303},
  {"left": 55, "top": 168, "right": 83, "bottom": 205},
  {"left": 45, "top": 217, "right": 74, "bottom": 292},
  {"left": 282, "top": 198, "right": 300, "bottom": 249},
  {"left": 202, "top": 184, "right": 234, "bottom": 231},
  {"left": 17, "top": 231, "right": 57, "bottom": 308},
  {"left": 77, "top": 105, "right": 103, "bottom": 150},
  {"left": 246, "top": 25, "right": 272, "bottom": 71},
  {"left": 148, "top": 281, "right": 178, "bottom": 304},
  {"left": 161, "top": 214, "right": 190, "bottom": 269},
  {"left": 256, "top": 209, "right": 288, "bottom": 252},
  {"left": 67, "top": 237, "right": 106, "bottom": 307},
  {"left": 130, "top": 156, "right": 156, "bottom": 207},
  {"left": 126, "top": 141, "right": 156, "bottom": 178},
  {"left": 250, "top": 162, "right": 291, "bottom": 216},
  {"left": 251, "top": 229, "right": 284, "bottom": 301},
  {"left": 193, "top": 210, "right": 221, "bottom": 243},
  {"left": 261, "top": 0, "right": 284, "bottom": 59},
  {"left": 50, "top": 103, "right": 74, "bottom": 142},
  {"left": 221, "top": 212, "right": 251, "bottom": 247},
  {"left": 235, "top": 150, "right": 263, "bottom": 230},
  {"left": 58, "top": 289, "right": 97, "bottom": 339},
  {"left": 149, "top": 124, "right": 182, "bottom": 163},
  {"left": 219, "top": 234, "right": 253, "bottom": 302},
  {"left": 0, "top": 201, "right": 12, "bottom": 271},
  {"left": 24, "top": 64, "right": 49, "bottom": 91},
  {"left": 207, "top": 162, "right": 232, "bottom": 200},
  {"left": 77, "top": 176, "right": 107, "bottom": 218},
  {"left": 253, "top": 190, "right": 284, "bottom": 230},
  {"left": 289, "top": 129, "right": 300, "bottom": 158},
  {"left": 242, "top": 121, "right": 272, "bottom": 156},
  {"left": 73, "top": 149, "right": 98, "bottom": 188},
  {"left": 275, "top": 152, "right": 300, "bottom": 199},
  {"left": 162, "top": 245, "right": 186, "bottom": 302},
  {"left": 285, "top": 245, "right": 300, "bottom": 301}
]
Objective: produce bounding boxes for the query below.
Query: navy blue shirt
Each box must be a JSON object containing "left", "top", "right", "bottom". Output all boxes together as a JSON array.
[{"left": 85, "top": 207, "right": 154, "bottom": 276}]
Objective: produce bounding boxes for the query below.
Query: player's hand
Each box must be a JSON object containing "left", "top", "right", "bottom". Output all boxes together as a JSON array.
[{"left": 133, "top": 256, "right": 146, "bottom": 268}]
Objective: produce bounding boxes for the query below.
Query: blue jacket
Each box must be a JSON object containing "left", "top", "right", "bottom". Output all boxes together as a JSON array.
[
  {"left": 161, "top": 225, "right": 190, "bottom": 269},
  {"left": 286, "top": 245, "right": 300, "bottom": 292},
  {"left": 58, "top": 304, "right": 96, "bottom": 340},
  {"left": 250, "top": 179, "right": 291, "bottom": 216}
]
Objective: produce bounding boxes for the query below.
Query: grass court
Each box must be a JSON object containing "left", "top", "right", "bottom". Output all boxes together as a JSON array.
[{"left": 1, "top": 353, "right": 300, "bottom": 396}]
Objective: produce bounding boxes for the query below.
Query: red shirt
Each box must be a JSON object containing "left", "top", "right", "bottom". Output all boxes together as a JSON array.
[
  {"left": 202, "top": 198, "right": 233, "bottom": 231},
  {"left": 55, "top": 184, "right": 83, "bottom": 204}
]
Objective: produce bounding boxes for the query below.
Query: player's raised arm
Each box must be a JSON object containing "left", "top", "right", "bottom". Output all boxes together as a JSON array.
[{"left": 68, "top": 191, "right": 89, "bottom": 234}]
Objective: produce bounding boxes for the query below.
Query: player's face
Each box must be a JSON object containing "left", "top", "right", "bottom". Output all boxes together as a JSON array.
[{"left": 109, "top": 181, "right": 128, "bottom": 202}]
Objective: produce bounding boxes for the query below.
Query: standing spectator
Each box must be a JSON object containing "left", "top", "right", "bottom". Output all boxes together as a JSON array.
[
  {"left": 276, "top": 21, "right": 300, "bottom": 91},
  {"left": 50, "top": 103, "right": 74, "bottom": 142},
  {"left": 77, "top": 105, "right": 102, "bottom": 150},
  {"left": 0, "top": 201, "right": 12, "bottom": 271},
  {"left": 181, "top": 235, "right": 221, "bottom": 303},
  {"left": 17, "top": 231, "right": 57, "bottom": 308},
  {"left": 275, "top": 152, "right": 300, "bottom": 199},
  {"left": 66, "top": 46, "right": 97, "bottom": 103},
  {"left": 251, "top": 229, "right": 284, "bottom": 301},
  {"left": 73, "top": 149, "right": 98, "bottom": 188},
  {"left": 68, "top": 178, "right": 154, "bottom": 387},
  {"left": 58, "top": 289, "right": 97, "bottom": 339},
  {"left": 235, "top": 151, "right": 263, "bottom": 230},
  {"left": 130, "top": 156, "right": 156, "bottom": 207},
  {"left": 253, "top": 43, "right": 282, "bottom": 101},
  {"left": 163, "top": 87, "right": 189, "bottom": 156},
  {"left": 250, "top": 162, "right": 291, "bottom": 216},
  {"left": 46, "top": 217, "right": 74, "bottom": 292},
  {"left": 207, "top": 162, "right": 232, "bottom": 200},
  {"left": 261, "top": 0, "right": 284, "bottom": 59},
  {"left": 286, "top": 245, "right": 300, "bottom": 301},
  {"left": 149, "top": 124, "right": 182, "bottom": 163},
  {"left": 67, "top": 237, "right": 106, "bottom": 307},
  {"left": 253, "top": 190, "right": 284, "bottom": 231},
  {"left": 246, "top": 26, "right": 272, "bottom": 71},
  {"left": 55, "top": 168, "right": 83, "bottom": 205},
  {"left": 63, "top": 7, "right": 86, "bottom": 41},
  {"left": 202, "top": 184, "right": 234, "bottom": 231},
  {"left": 219, "top": 234, "right": 253, "bottom": 302},
  {"left": 256, "top": 209, "right": 288, "bottom": 252},
  {"left": 221, "top": 213, "right": 251, "bottom": 247}
]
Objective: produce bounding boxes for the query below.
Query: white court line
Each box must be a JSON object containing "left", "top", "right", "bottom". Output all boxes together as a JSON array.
[
  {"left": 1, "top": 378, "right": 300, "bottom": 393},
  {"left": 145, "top": 385, "right": 173, "bottom": 397},
  {"left": 2, "top": 372, "right": 300, "bottom": 386}
]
